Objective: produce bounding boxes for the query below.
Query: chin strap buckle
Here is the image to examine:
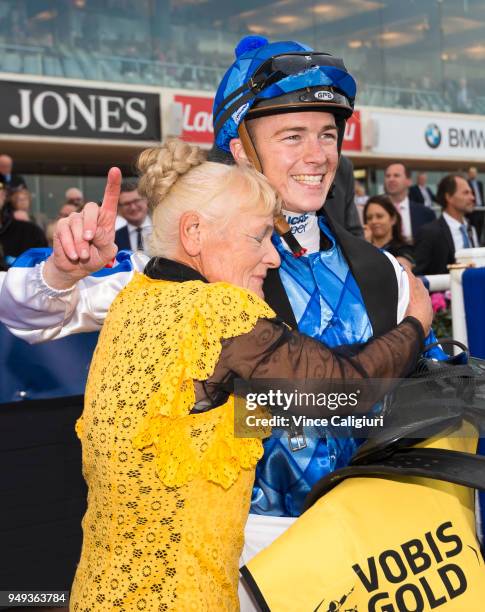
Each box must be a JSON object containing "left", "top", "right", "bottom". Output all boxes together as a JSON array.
[
  {"left": 291, "top": 246, "right": 308, "bottom": 258},
  {"left": 288, "top": 424, "right": 307, "bottom": 451},
  {"left": 274, "top": 214, "right": 307, "bottom": 258}
]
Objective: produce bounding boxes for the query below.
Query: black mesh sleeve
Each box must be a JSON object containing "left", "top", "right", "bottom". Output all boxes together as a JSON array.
[
  {"left": 222, "top": 316, "right": 423, "bottom": 380},
  {"left": 196, "top": 317, "right": 425, "bottom": 414}
]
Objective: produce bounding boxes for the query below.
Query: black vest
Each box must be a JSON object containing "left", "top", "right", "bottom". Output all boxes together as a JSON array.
[{"left": 263, "top": 211, "right": 398, "bottom": 337}]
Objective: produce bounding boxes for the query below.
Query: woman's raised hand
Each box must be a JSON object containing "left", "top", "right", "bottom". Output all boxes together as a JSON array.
[{"left": 44, "top": 167, "right": 121, "bottom": 289}]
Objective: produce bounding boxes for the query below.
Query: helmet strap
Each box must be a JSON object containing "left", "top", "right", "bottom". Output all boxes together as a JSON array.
[
  {"left": 238, "top": 121, "right": 263, "bottom": 174},
  {"left": 336, "top": 117, "right": 346, "bottom": 155},
  {"left": 237, "top": 122, "right": 307, "bottom": 257}
]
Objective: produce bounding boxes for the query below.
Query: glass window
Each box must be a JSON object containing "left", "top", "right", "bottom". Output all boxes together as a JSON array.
[
  {"left": 24, "top": 173, "right": 83, "bottom": 220},
  {"left": 1, "top": 0, "right": 485, "bottom": 114},
  {"left": 441, "top": 0, "right": 485, "bottom": 114}
]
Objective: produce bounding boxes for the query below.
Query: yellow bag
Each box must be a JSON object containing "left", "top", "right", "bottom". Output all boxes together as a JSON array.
[{"left": 242, "top": 430, "right": 485, "bottom": 612}]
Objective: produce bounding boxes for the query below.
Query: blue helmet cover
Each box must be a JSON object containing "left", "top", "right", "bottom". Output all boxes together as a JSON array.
[{"left": 213, "top": 36, "right": 357, "bottom": 152}]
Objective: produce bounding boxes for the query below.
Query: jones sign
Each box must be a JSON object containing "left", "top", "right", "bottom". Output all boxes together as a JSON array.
[{"left": 0, "top": 80, "right": 161, "bottom": 141}]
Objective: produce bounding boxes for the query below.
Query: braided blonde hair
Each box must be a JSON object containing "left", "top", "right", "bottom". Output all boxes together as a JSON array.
[{"left": 137, "top": 139, "right": 280, "bottom": 258}]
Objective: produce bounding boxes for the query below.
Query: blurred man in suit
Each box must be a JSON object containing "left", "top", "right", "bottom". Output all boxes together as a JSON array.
[
  {"left": 468, "top": 166, "right": 483, "bottom": 207},
  {"left": 414, "top": 174, "right": 477, "bottom": 275},
  {"left": 65, "top": 187, "right": 84, "bottom": 208},
  {"left": 384, "top": 162, "right": 435, "bottom": 242},
  {"left": 324, "top": 155, "right": 363, "bottom": 238},
  {"left": 467, "top": 166, "right": 484, "bottom": 244},
  {"left": 0, "top": 154, "right": 27, "bottom": 191},
  {"left": 409, "top": 172, "right": 436, "bottom": 208},
  {"left": 115, "top": 181, "right": 152, "bottom": 254}
]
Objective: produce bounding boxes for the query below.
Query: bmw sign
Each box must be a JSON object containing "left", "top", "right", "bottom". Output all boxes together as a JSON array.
[{"left": 425, "top": 124, "right": 442, "bottom": 149}]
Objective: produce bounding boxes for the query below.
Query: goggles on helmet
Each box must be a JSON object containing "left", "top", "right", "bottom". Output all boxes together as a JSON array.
[{"left": 213, "top": 51, "right": 356, "bottom": 140}]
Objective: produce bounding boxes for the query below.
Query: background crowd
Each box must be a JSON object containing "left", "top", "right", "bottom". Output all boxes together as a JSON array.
[
  {"left": 356, "top": 162, "right": 485, "bottom": 276},
  {"left": 1, "top": 148, "right": 484, "bottom": 281}
]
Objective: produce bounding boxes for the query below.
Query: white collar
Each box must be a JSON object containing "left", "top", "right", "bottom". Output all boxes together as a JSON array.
[
  {"left": 127, "top": 217, "right": 152, "bottom": 232},
  {"left": 282, "top": 209, "right": 321, "bottom": 254},
  {"left": 395, "top": 196, "right": 409, "bottom": 210},
  {"left": 442, "top": 211, "right": 465, "bottom": 229}
]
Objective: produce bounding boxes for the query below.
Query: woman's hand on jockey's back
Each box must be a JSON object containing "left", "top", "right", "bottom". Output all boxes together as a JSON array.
[
  {"left": 43, "top": 167, "right": 121, "bottom": 289},
  {"left": 405, "top": 270, "right": 433, "bottom": 337}
]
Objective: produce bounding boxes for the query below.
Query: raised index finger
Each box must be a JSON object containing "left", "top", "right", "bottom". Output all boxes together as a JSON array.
[
  {"left": 84, "top": 167, "right": 121, "bottom": 240},
  {"left": 101, "top": 166, "right": 122, "bottom": 219}
]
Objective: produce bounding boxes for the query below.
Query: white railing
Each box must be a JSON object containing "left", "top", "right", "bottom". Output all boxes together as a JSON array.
[{"left": 426, "top": 247, "right": 485, "bottom": 353}]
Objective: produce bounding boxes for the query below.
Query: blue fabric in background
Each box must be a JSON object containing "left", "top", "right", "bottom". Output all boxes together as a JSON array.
[
  {"left": 463, "top": 267, "right": 485, "bottom": 359},
  {"left": 0, "top": 322, "right": 98, "bottom": 404},
  {"left": 462, "top": 267, "right": 485, "bottom": 545}
]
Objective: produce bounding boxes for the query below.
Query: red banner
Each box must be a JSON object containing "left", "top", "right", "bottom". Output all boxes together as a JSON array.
[
  {"left": 174, "top": 94, "right": 213, "bottom": 144},
  {"left": 342, "top": 110, "right": 362, "bottom": 152}
]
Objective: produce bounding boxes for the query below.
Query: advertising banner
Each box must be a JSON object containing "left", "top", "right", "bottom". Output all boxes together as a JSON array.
[
  {"left": 174, "top": 94, "right": 213, "bottom": 144},
  {"left": 342, "top": 110, "right": 362, "bottom": 152},
  {"left": 371, "top": 110, "right": 485, "bottom": 160},
  {"left": 0, "top": 79, "right": 161, "bottom": 141}
]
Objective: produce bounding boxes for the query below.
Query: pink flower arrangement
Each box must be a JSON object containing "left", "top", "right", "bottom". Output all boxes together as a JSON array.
[
  {"left": 430, "top": 292, "right": 452, "bottom": 337},
  {"left": 431, "top": 292, "right": 447, "bottom": 313}
]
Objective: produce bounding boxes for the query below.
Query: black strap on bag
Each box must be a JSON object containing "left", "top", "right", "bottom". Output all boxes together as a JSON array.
[
  {"left": 303, "top": 340, "right": 485, "bottom": 512},
  {"left": 303, "top": 447, "right": 485, "bottom": 511},
  {"left": 421, "top": 338, "right": 469, "bottom": 358}
]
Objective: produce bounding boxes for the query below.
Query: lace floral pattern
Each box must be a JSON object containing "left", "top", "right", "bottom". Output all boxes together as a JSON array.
[
  {"left": 70, "top": 272, "right": 424, "bottom": 611},
  {"left": 71, "top": 274, "right": 275, "bottom": 611}
]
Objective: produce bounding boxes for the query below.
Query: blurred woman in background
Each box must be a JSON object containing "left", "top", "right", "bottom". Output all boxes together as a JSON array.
[
  {"left": 9, "top": 188, "right": 33, "bottom": 222},
  {"left": 364, "top": 194, "right": 414, "bottom": 270}
]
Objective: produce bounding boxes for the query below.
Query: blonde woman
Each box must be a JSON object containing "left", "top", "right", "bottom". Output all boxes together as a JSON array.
[{"left": 42, "top": 140, "right": 431, "bottom": 610}]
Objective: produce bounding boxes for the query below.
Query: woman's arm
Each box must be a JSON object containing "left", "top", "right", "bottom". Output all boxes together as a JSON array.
[
  {"left": 0, "top": 250, "right": 146, "bottom": 343},
  {"left": 221, "top": 316, "right": 424, "bottom": 383},
  {"left": 200, "top": 316, "right": 423, "bottom": 417},
  {"left": 225, "top": 270, "right": 429, "bottom": 382},
  {"left": 202, "top": 273, "right": 431, "bottom": 413}
]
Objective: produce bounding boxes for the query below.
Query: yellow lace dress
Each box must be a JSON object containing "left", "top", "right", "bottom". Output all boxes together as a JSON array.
[{"left": 70, "top": 273, "right": 275, "bottom": 611}]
